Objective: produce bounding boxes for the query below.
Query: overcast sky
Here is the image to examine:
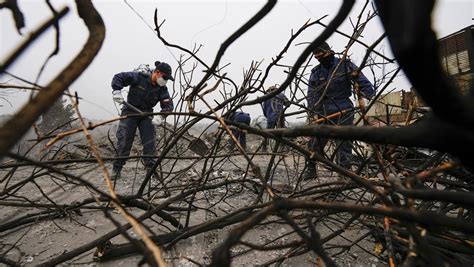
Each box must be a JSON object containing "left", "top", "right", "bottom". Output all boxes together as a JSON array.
[{"left": 1, "top": 0, "right": 472, "bottom": 122}]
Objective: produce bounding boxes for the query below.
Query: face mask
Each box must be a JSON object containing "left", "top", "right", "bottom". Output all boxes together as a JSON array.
[
  {"left": 318, "top": 53, "right": 334, "bottom": 69},
  {"left": 156, "top": 76, "right": 167, "bottom": 86}
]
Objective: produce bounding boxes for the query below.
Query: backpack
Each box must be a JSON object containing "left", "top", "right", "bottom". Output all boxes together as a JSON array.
[{"left": 133, "top": 64, "right": 152, "bottom": 74}]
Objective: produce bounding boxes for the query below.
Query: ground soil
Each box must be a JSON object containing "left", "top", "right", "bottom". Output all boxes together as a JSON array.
[{"left": 0, "top": 129, "right": 386, "bottom": 266}]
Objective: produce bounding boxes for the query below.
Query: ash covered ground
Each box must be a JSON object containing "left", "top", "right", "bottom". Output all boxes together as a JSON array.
[{"left": 1, "top": 121, "right": 469, "bottom": 266}]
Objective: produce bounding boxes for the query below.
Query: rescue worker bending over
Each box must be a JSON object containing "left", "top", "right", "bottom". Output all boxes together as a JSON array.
[
  {"left": 110, "top": 61, "right": 174, "bottom": 179},
  {"left": 227, "top": 111, "right": 251, "bottom": 152}
]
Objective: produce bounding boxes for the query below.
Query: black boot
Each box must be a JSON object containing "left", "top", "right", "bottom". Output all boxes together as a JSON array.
[
  {"left": 302, "top": 161, "right": 317, "bottom": 180},
  {"left": 111, "top": 167, "right": 122, "bottom": 180},
  {"left": 262, "top": 138, "right": 268, "bottom": 152}
]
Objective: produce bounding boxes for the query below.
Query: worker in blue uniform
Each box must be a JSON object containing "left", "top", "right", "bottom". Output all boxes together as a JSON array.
[
  {"left": 110, "top": 61, "right": 174, "bottom": 179},
  {"left": 262, "top": 85, "right": 290, "bottom": 151},
  {"left": 304, "top": 42, "right": 375, "bottom": 179},
  {"left": 227, "top": 111, "right": 251, "bottom": 151}
]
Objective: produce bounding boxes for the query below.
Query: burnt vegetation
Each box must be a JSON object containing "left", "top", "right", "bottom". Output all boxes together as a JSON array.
[{"left": 0, "top": 0, "right": 473, "bottom": 266}]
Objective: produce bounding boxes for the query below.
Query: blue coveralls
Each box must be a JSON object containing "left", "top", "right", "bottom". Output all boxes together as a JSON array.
[
  {"left": 262, "top": 92, "right": 289, "bottom": 151},
  {"left": 263, "top": 92, "right": 289, "bottom": 129},
  {"left": 111, "top": 71, "right": 173, "bottom": 171},
  {"left": 228, "top": 112, "right": 251, "bottom": 150},
  {"left": 307, "top": 57, "right": 374, "bottom": 168}
]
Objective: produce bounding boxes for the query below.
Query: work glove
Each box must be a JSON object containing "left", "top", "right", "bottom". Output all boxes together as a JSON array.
[
  {"left": 363, "top": 98, "right": 370, "bottom": 107},
  {"left": 112, "top": 90, "right": 124, "bottom": 104},
  {"left": 360, "top": 97, "right": 371, "bottom": 107}
]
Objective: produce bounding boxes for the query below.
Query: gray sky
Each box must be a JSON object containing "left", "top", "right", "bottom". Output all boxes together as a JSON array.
[{"left": 1, "top": 0, "right": 472, "bottom": 122}]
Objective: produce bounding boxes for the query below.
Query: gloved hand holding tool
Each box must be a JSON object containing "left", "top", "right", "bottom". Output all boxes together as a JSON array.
[{"left": 112, "top": 90, "right": 124, "bottom": 104}]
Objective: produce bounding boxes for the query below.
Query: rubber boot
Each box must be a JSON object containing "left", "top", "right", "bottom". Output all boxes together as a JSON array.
[
  {"left": 302, "top": 161, "right": 317, "bottom": 180},
  {"left": 111, "top": 167, "right": 122, "bottom": 180}
]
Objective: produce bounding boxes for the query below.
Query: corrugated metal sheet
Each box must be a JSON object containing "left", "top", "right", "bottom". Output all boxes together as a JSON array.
[
  {"left": 439, "top": 27, "right": 472, "bottom": 75},
  {"left": 442, "top": 51, "right": 470, "bottom": 75}
]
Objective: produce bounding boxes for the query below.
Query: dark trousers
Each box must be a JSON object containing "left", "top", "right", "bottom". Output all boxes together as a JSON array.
[
  {"left": 262, "top": 120, "right": 277, "bottom": 151},
  {"left": 228, "top": 129, "right": 247, "bottom": 150},
  {"left": 308, "top": 112, "right": 354, "bottom": 169},
  {"left": 113, "top": 116, "right": 155, "bottom": 170}
]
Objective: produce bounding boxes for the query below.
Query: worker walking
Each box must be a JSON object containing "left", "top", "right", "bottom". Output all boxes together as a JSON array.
[{"left": 304, "top": 42, "right": 375, "bottom": 179}]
